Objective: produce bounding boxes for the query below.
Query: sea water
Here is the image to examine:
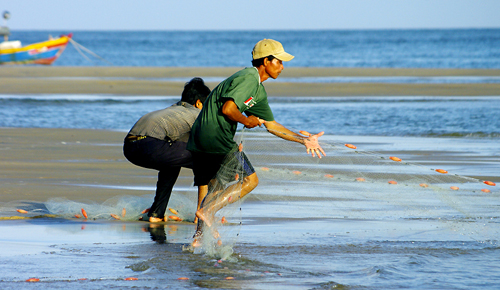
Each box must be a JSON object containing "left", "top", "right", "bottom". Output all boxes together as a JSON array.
[
  {"left": 0, "top": 95, "right": 499, "bottom": 138},
  {"left": 8, "top": 29, "right": 500, "bottom": 68},
  {"left": 1, "top": 29, "right": 500, "bottom": 289}
]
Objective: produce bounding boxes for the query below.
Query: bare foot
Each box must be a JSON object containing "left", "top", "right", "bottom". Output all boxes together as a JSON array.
[
  {"left": 195, "top": 208, "right": 213, "bottom": 227},
  {"left": 192, "top": 229, "right": 203, "bottom": 247},
  {"left": 149, "top": 217, "right": 163, "bottom": 223},
  {"left": 190, "top": 226, "right": 220, "bottom": 248},
  {"left": 192, "top": 238, "right": 202, "bottom": 248},
  {"left": 194, "top": 225, "right": 220, "bottom": 240}
]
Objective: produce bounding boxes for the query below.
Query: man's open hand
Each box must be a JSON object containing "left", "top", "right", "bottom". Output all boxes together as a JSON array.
[{"left": 300, "top": 130, "right": 326, "bottom": 159}]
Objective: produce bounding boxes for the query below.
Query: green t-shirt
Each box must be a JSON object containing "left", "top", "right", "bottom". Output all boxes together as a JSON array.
[{"left": 187, "top": 67, "right": 275, "bottom": 154}]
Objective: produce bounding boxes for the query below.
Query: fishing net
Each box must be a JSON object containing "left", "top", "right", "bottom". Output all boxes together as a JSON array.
[
  {"left": 188, "top": 135, "right": 247, "bottom": 259},
  {"left": 190, "top": 126, "right": 498, "bottom": 258},
  {"left": 43, "top": 193, "right": 197, "bottom": 222},
  {"left": 5, "top": 125, "right": 497, "bottom": 260}
]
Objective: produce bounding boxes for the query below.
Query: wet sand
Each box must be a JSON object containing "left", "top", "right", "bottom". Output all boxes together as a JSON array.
[
  {"left": 1, "top": 66, "right": 500, "bottom": 96},
  {"left": 1, "top": 127, "right": 498, "bottom": 206},
  {"left": 1, "top": 67, "right": 499, "bottom": 288},
  {"left": 1, "top": 130, "right": 499, "bottom": 288},
  {"left": 0, "top": 129, "right": 498, "bottom": 288},
  {"left": 0, "top": 127, "right": 192, "bottom": 203}
]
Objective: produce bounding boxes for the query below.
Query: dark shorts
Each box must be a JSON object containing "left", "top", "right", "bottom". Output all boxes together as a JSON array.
[
  {"left": 192, "top": 150, "right": 255, "bottom": 186},
  {"left": 123, "top": 136, "right": 192, "bottom": 170}
]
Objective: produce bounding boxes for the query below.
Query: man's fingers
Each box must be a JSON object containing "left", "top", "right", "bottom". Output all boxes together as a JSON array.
[
  {"left": 307, "top": 148, "right": 316, "bottom": 158},
  {"left": 307, "top": 148, "right": 325, "bottom": 159}
]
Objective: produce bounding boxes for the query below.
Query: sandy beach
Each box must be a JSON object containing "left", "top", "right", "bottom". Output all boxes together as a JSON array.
[
  {"left": 2, "top": 66, "right": 500, "bottom": 96},
  {"left": 1, "top": 66, "right": 499, "bottom": 204},
  {"left": 0, "top": 127, "right": 195, "bottom": 204},
  {"left": 1, "top": 67, "right": 499, "bottom": 288}
]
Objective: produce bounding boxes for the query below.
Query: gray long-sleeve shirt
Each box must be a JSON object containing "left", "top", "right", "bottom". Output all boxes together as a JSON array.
[{"left": 128, "top": 101, "right": 200, "bottom": 142}]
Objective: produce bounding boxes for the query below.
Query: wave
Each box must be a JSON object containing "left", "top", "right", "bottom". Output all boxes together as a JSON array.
[
  {"left": 1, "top": 96, "right": 498, "bottom": 138},
  {"left": 425, "top": 132, "right": 500, "bottom": 138}
]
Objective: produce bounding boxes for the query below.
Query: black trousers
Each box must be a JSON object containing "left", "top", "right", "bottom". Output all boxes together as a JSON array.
[{"left": 123, "top": 136, "right": 193, "bottom": 219}]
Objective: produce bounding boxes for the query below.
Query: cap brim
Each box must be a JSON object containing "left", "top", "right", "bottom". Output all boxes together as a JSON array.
[{"left": 273, "top": 51, "right": 294, "bottom": 62}]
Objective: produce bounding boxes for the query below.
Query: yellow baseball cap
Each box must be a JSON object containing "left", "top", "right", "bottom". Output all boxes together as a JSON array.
[{"left": 252, "top": 39, "right": 294, "bottom": 61}]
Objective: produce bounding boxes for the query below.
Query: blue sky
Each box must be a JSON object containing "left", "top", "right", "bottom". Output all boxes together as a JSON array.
[{"left": 3, "top": 0, "right": 500, "bottom": 31}]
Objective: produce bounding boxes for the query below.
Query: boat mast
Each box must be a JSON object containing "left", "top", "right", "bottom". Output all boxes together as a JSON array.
[{"left": 0, "top": 11, "right": 10, "bottom": 41}]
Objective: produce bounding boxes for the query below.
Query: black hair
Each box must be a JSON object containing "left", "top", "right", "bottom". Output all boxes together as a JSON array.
[
  {"left": 251, "top": 55, "right": 276, "bottom": 67},
  {"left": 181, "top": 77, "right": 211, "bottom": 105}
]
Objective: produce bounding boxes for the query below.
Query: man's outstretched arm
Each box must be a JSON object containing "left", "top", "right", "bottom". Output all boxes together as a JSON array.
[{"left": 264, "top": 120, "right": 326, "bottom": 158}]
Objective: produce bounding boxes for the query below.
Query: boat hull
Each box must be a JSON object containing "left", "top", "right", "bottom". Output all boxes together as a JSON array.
[{"left": 0, "top": 33, "right": 72, "bottom": 65}]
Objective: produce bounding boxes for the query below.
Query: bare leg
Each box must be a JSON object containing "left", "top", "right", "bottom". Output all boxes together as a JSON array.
[
  {"left": 194, "top": 185, "right": 208, "bottom": 224},
  {"left": 198, "top": 179, "right": 219, "bottom": 204},
  {"left": 197, "top": 185, "right": 208, "bottom": 211},
  {"left": 194, "top": 179, "right": 218, "bottom": 223},
  {"left": 196, "top": 172, "right": 259, "bottom": 227}
]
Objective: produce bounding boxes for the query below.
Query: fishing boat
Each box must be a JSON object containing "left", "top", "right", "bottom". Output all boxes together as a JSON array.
[
  {"left": 0, "top": 11, "right": 72, "bottom": 65},
  {"left": 0, "top": 33, "right": 72, "bottom": 65}
]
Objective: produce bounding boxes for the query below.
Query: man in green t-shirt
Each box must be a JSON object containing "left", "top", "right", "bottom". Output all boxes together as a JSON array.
[{"left": 187, "top": 39, "right": 325, "bottom": 231}]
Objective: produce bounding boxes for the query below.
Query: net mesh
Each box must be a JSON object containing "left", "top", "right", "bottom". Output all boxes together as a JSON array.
[
  {"left": 190, "top": 126, "right": 498, "bottom": 257},
  {"left": 4, "top": 126, "right": 497, "bottom": 259},
  {"left": 43, "top": 193, "right": 197, "bottom": 222}
]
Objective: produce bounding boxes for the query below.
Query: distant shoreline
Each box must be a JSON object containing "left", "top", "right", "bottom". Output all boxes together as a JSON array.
[
  {"left": 1, "top": 66, "right": 500, "bottom": 96},
  {"left": 8, "top": 28, "right": 500, "bottom": 33}
]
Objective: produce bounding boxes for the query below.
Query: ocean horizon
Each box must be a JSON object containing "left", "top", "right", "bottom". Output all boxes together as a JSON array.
[{"left": 7, "top": 28, "right": 500, "bottom": 68}]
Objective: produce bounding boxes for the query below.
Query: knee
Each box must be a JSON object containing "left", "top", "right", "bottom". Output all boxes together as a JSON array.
[{"left": 245, "top": 173, "right": 259, "bottom": 189}]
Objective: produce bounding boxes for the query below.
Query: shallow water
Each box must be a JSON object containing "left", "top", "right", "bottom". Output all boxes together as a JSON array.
[
  {"left": 1, "top": 211, "right": 499, "bottom": 289},
  {"left": 1, "top": 134, "right": 499, "bottom": 289},
  {"left": 1, "top": 96, "right": 499, "bottom": 138},
  {"left": 1, "top": 93, "right": 499, "bottom": 288}
]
